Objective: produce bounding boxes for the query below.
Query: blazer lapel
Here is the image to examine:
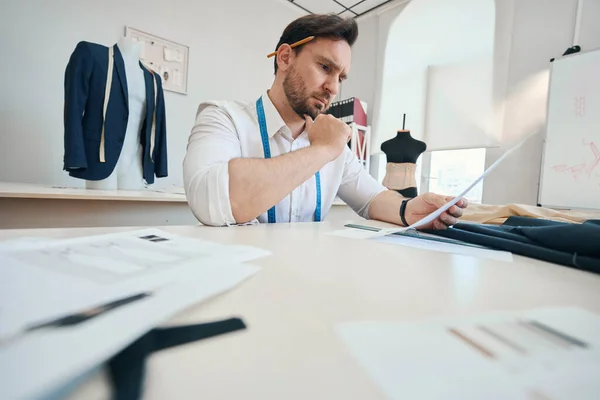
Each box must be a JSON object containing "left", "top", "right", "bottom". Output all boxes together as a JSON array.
[
  {"left": 141, "top": 64, "right": 155, "bottom": 144},
  {"left": 113, "top": 45, "right": 129, "bottom": 109}
]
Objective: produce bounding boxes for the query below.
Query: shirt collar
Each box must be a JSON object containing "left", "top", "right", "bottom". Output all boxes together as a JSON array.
[{"left": 260, "top": 91, "right": 290, "bottom": 138}]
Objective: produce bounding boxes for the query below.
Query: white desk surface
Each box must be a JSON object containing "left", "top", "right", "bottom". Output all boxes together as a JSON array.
[
  {"left": 0, "top": 181, "right": 187, "bottom": 202},
  {"left": 2, "top": 221, "right": 599, "bottom": 399}
]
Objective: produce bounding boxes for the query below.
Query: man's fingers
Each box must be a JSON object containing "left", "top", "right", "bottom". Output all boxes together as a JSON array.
[
  {"left": 433, "top": 220, "right": 447, "bottom": 230},
  {"left": 442, "top": 196, "right": 468, "bottom": 207},
  {"left": 448, "top": 205, "right": 464, "bottom": 218},
  {"left": 440, "top": 213, "right": 457, "bottom": 226},
  {"left": 304, "top": 115, "right": 313, "bottom": 131}
]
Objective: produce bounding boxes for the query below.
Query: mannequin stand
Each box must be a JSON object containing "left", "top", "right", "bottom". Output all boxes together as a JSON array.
[
  {"left": 86, "top": 37, "right": 146, "bottom": 191},
  {"left": 380, "top": 127, "right": 426, "bottom": 198}
]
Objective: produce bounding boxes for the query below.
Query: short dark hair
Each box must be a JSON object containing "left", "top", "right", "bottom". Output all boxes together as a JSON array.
[{"left": 273, "top": 14, "right": 358, "bottom": 74}]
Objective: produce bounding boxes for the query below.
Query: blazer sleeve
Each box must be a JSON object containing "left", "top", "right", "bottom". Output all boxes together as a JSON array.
[
  {"left": 63, "top": 41, "right": 93, "bottom": 170},
  {"left": 154, "top": 74, "right": 168, "bottom": 178}
]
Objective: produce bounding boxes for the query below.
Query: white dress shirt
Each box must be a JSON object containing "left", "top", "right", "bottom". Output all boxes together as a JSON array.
[{"left": 183, "top": 92, "right": 386, "bottom": 226}]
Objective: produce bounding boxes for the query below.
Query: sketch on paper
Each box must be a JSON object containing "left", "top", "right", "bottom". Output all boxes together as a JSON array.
[
  {"left": 551, "top": 140, "right": 600, "bottom": 183},
  {"left": 574, "top": 96, "right": 586, "bottom": 117},
  {"left": 125, "top": 26, "right": 189, "bottom": 95},
  {"left": 10, "top": 233, "right": 224, "bottom": 285}
]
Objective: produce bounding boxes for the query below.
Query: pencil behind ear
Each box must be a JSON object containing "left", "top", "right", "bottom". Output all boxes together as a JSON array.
[{"left": 273, "top": 43, "right": 294, "bottom": 73}]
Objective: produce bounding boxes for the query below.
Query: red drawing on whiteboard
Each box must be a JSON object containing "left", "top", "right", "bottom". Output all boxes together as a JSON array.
[
  {"left": 574, "top": 96, "right": 585, "bottom": 117},
  {"left": 551, "top": 140, "right": 600, "bottom": 182}
]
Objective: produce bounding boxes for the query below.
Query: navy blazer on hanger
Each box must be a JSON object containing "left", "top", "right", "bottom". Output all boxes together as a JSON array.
[{"left": 63, "top": 41, "right": 168, "bottom": 184}]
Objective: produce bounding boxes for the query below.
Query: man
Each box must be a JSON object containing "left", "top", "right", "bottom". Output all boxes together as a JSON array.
[{"left": 183, "top": 14, "right": 467, "bottom": 228}]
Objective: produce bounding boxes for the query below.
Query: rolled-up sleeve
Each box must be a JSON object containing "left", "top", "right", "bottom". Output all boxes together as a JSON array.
[
  {"left": 183, "top": 104, "right": 241, "bottom": 226},
  {"left": 337, "top": 147, "right": 386, "bottom": 219}
]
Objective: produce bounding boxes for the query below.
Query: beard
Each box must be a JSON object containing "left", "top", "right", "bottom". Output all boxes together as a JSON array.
[{"left": 283, "top": 66, "right": 330, "bottom": 120}]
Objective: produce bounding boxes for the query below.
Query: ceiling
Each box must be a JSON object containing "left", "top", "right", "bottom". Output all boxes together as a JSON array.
[{"left": 287, "top": 0, "right": 399, "bottom": 18}]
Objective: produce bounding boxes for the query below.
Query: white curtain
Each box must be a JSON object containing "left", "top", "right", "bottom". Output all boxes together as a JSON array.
[{"left": 423, "top": 59, "right": 501, "bottom": 150}]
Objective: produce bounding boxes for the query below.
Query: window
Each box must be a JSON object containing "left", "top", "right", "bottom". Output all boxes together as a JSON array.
[
  {"left": 375, "top": 148, "right": 485, "bottom": 203},
  {"left": 428, "top": 148, "right": 486, "bottom": 203}
]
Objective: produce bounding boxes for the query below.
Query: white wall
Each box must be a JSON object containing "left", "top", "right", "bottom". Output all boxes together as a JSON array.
[
  {"left": 0, "top": 0, "right": 303, "bottom": 188},
  {"left": 342, "top": 0, "right": 495, "bottom": 178},
  {"left": 372, "top": 0, "right": 495, "bottom": 154},
  {"left": 341, "top": 2, "right": 408, "bottom": 178},
  {"left": 342, "top": 0, "right": 600, "bottom": 204},
  {"left": 338, "top": 15, "right": 380, "bottom": 126},
  {"left": 578, "top": 0, "right": 600, "bottom": 50},
  {"left": 341, "top": 2, "right": 407, "bottom": 143},
  {"left": 482, "top": 0, "right": 600, "bottom": 205}
]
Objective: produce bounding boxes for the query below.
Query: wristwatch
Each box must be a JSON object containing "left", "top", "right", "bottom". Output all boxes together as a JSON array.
[{"left": 399, "top": 199, "right": 410, "bottom": 227}]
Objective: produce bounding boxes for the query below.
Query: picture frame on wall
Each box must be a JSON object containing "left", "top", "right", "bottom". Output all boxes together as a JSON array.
[{"left": 125, "top": 26, "right": 189, "bottom": 95}]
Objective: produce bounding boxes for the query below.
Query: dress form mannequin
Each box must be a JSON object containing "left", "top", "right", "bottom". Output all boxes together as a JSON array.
[
  {"left": 380, "top": 129, "right": 427, "bottom": 198},
  {"left": 86, "top": 37, "right": 146, "bottom": 190}
]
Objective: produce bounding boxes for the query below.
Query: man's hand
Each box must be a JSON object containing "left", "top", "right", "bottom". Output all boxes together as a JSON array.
[
  {"left": 367, "top": 190, "right": 468, "bottom": 230},
  {"left": 305, "top": 114, "right": 351, "bottom": 161},
  {"left": 404, "top": 193, "right": 468, "bottom": 230}
]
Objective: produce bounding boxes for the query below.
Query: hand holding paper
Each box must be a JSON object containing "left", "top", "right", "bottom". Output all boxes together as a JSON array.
[
  {"left": 404, "top": 194, "right": 469, "bottom": 230},
  {"left": 372, "top": 131, "right": 540, "bottom": 238}
]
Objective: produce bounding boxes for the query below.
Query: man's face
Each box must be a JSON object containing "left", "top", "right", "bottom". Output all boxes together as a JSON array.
[{"left": 282, "top": 38, "right": 351, "bottom": 119}]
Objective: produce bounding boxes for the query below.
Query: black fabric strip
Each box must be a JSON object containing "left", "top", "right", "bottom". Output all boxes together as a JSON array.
[
  {"left": 108, "top": 317, "right": 246, "bottom": 400},
  {"left": 425, "top": 218, "right": 600, "bottom": 273}
]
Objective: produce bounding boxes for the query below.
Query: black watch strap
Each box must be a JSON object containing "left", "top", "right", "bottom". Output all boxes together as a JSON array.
[{"left": 399, "top": 199, "right": 410, "bottom": 227}]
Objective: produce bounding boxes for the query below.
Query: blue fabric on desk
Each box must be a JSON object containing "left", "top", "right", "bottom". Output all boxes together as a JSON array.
[{"left": 424, "top": 217, "right": 600, "bottom": 273}]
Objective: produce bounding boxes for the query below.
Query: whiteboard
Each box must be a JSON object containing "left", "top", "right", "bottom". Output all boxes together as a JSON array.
[{"left": 538, "top": 48, "right": 600, "bottom": 210}]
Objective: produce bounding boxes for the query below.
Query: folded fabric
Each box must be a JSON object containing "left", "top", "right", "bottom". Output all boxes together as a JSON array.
[
  {"left": 460, "top": 203, "right": 600, "bottom": 225},
  {"left": 425, "top": 217, "right": 600, "bottom": 273}
]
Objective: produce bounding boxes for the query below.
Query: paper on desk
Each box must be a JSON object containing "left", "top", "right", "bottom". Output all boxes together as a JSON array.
[
  {"left": 0, "top": 228, "right": 269, "bottom": 341},
  {"left": 0, "top": 237, "right": 61, "bottom": 251},
  {"left": 335, "top": 307, "right": 600, "bottom": 400},
  {"left": 328, "top": 228, "right": 513, "bottom": 262},
  {"left": 0, "top": 262, "right": 259, "bottom": 400},
  {"left": 374, "top": 234, "right": 513, "bottom": 262},
  {"left": 372, "top": 131, "right": 539, "bottom": 238},
  {"left": 327, "top": 228, "right": 382, "bottom": 239}
]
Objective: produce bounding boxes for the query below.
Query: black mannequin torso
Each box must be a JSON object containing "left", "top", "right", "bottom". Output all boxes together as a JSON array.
[
  {"left": 380, "top": 130, "right": 427, "bottom": 164},
  {"left": 380, "top": 131, "right": 427, "bottom": 198}
]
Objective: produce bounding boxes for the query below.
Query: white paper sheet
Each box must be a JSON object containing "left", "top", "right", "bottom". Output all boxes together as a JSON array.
[
  {"left": 335, "top": 307, "right": 600, "bottom": 400},
  {"left": 0, "top": 228, "right": 269, "bottom": 340},
  {"left": 0, "top": 237, "right": 61, "bottom": 251},
  {"left": 173, "top": 69, "right": 182, "bottom": 87},
  {"left": 328, "top": 228, "right": 513, "bottom": 262},
  {"left": 327, "top": 228, "right": 383, "bottom": 239},
  {"left": 0, "top": 262, "right": 259, "bottom": 400},
  {"left": 372, "top": 131, "right": 539, "bottom": 238},
  {"left": 374, "top": 234, "right": 513, "bottom": 262},
  {"left": 163, "top": 46, "right": 184, "bottom": 62}
]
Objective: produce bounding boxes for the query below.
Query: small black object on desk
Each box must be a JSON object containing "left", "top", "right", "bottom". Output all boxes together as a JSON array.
[{"left": 108, "top": 317, "right": 247, "bottom": 400}]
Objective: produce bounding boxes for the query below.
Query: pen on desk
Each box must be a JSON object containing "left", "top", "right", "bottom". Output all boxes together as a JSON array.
[
  {"left": 0, "top": 292, "right": 152, "bottom": 347},
  {"left": 26, "top": 292, "right": 151, "bottom": 331},
  {"left": 344, "top": 223, "right": 381, "bottom": 232},
  {"left": 526, "top": 320, "right": 589, "bottom": 348}
]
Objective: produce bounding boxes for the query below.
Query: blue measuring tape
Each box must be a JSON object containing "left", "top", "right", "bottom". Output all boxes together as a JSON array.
[{"left": 256, "top": 97, "right": 321, "bottom": 223}]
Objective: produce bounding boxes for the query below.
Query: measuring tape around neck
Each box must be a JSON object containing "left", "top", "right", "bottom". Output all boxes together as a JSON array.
[{"left": 255, "top": 97, "right": 321, "bottom": 223}]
